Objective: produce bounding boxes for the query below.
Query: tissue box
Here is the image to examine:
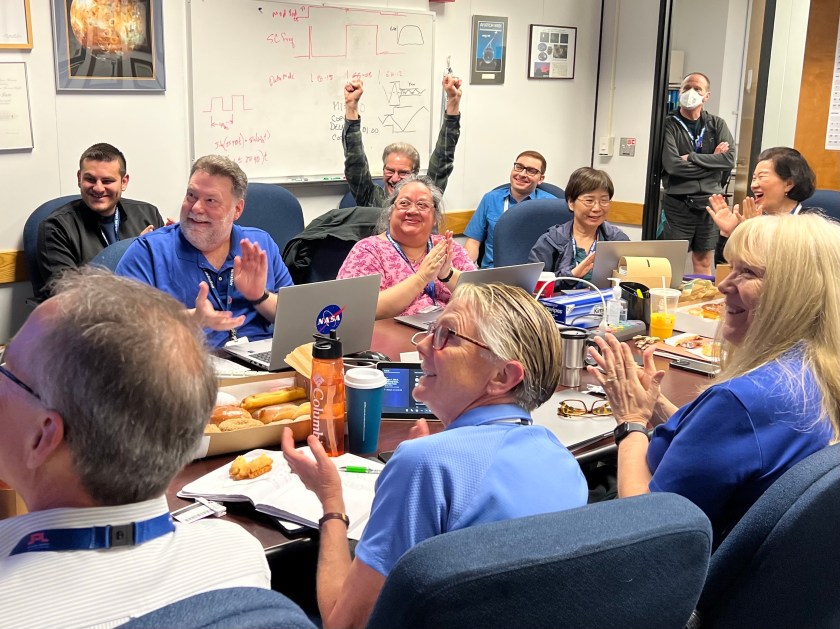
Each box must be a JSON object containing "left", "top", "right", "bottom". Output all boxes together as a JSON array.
[{"left": 539, "top": 289, "right": 613, "bottom": 326}]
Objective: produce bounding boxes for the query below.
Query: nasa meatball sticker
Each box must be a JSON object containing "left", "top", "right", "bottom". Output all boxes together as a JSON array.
[{"left": 316, "top": 305, "right": 344, "bottom": 334}]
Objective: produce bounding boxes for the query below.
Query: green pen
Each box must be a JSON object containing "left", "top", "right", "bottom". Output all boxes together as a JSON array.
[{"left": 339, "top": 466, "right": 382, "bottom": 474}]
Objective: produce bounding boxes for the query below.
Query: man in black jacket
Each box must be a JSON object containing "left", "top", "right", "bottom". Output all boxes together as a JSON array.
[
  {"left": 661, "top": 73, "right": 734, "bottom": 275},
  {"left": 34, "top": 143, "right": 164, "bottom": 301}
]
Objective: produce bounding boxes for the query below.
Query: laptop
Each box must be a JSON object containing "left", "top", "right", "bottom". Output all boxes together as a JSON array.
[
  {"left": 225, "top": 274, "right": 380, "bottom": 371},
  {"left": 394, "top": 262, "right": 544, "bottom": 330},
  {"left": 590, "top": 240, "right": 689, "bottom": 289}
]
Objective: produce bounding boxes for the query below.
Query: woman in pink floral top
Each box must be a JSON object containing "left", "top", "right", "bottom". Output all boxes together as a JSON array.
[{"left": 338, "top": 176, "right": 476, "bottom": 318}]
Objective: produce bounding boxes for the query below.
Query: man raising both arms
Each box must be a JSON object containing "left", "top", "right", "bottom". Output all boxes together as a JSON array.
[{"left": 342, "top": 74, "right": 462, "bottom": 207}]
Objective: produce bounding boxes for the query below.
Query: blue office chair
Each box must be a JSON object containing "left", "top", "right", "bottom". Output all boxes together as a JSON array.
[
  {"left": 492, "top": 197, "right": 571, "bottom": 268},
  {"left": 120, "top": 587, "right": 316, "bottom": 629},
  {"left": 338, "top": 178, "right": 385, "bottom": 209},
  {"left": 237, "top": 183, "right": 305, "bottom": 253},
  {"left": 802, "top": 189, "right": 840, "bottom": 221},
  {"left": 692, "top": 443, "right": 840, "bottom": 629},
  {"left": 88, "top": 237, "right": 137, "bottom": 272},
  {"left": 491, "top": 181, "right": 565, "bottom": 199},
  {"left": 367, "top": 492, "right": 712, "bottom": 629},
  {"left": 23, "top": 195, "right": 81, "bottom": 298}
]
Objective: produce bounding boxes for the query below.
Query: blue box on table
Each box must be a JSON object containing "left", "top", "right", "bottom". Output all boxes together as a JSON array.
[{"left": 538, "top": 289, "right": 613, "bottom": 327}]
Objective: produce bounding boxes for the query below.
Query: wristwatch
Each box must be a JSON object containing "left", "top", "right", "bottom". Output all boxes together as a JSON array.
[
  {"left": 438, "top": 268, "right": 454, "bottom": 283},
  {"left": 613, "top": 422, "right": 650, "bottom": 445},
  {"left": 318, "top": 512, "right": 350, "bottom": 529},
  {"left": 249, "top": 290, "right": 270, "bottom": 306}
]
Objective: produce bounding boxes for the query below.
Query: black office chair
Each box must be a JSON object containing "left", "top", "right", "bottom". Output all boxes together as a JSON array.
[
  {"left": 493, "top": 197, "right": 571, "bottom": 267},
  {"left": 692, "top": 443, "right": 840, "bottom": 629},
  {"left": 236, "top": 183, "right": 305, "bottom": 253},
  {"left": 339, "top": 178, "right": 385, "bottom": 209},
  {"left": 23, "top": 195, "right": 81, "bottom": 299},
  {"left": 367, "top": 492, "right": 712, "bottom": 629}
]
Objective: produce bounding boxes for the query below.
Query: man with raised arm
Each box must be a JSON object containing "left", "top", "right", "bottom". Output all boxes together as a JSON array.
[{"left": 342, "top": 74, "right": 462, "bottom": 207}]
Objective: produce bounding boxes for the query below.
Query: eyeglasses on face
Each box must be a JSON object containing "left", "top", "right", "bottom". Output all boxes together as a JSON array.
[
  {"left": 557, "top": 399, "right": 611, "bottom": 418},
  {"left": 576, "top": 197, "right": 612, "bottom": 209},
  {"left": 512, "top": 162, "right": 542, "bottom": 177},
  {"left": 0, "top": 363, "right": 41, "bottom": 401},
  {"left": 411, "top": 322, "right": 491, "bottom": 352},
  {"left": 395, "top": 198, "right": 434, "bottom": 213},
  {"left": 383, "top": 166, "right": 415, "bottom": 179}
]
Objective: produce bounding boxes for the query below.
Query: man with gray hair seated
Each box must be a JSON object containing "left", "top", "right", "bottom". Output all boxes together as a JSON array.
[
  {"left": 0, "top": 269, "right": 270, "bottom": 629},
  {"left": 117, "top": 155, "right": 294, "bottom": 348}
]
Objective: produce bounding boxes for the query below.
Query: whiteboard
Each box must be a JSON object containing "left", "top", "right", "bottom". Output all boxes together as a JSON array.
[{"left": 188, "top": 0, "right": 436, "bottom": 183}]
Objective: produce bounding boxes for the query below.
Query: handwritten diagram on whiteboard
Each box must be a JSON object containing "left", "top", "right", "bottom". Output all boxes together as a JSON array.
[{"left": 188, "top": 1, "right": 436, "bottom": 182}]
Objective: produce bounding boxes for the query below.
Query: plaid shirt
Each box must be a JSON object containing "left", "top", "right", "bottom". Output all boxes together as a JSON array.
[{"left": 342, "top": 113, "right": 461, "bottom": 207}]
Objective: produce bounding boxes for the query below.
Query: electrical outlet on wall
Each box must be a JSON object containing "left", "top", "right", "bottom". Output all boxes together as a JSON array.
[{"left": 598, "top": 136, "right": 614, "bottom": 156}]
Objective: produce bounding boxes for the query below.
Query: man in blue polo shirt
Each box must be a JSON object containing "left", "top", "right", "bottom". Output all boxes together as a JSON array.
[
  {"left": 464, "top": 150, "right": 557, "bottom": 268},
  {"left": 117, "top": 155, "right": 293, "bottom": 348}
]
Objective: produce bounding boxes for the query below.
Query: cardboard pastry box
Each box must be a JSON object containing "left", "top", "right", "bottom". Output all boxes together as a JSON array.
[{"left": 197, "top": 373, "right": 311, "bottom": 460}]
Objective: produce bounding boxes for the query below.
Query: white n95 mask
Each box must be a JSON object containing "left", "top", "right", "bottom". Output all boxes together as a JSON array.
[{"left": 679, "top": 89, "right": 704, "bottom": 110}]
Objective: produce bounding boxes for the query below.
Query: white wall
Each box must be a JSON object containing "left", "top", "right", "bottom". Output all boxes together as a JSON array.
[
  {"left": 761, "top": 0, "right": 809, "bottom": 149},
  {"left": 0, "top": 0, "right": 605, "bottom": 341}
]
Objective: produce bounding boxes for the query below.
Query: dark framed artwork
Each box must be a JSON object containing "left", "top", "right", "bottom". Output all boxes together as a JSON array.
[
  {"left": 470, "top": 15, "right": 507, "bottom": 85},
  {"left": 528, "top": 24, "right": 576, "bottom": 80},
  {"left": 51, "top": 0, "right": 166, "bottom": 91}
]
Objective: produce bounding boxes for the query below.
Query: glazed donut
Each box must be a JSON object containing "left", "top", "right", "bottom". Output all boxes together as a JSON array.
[{"left": 210, "top": 405, "right": 253, "bottom": 425}]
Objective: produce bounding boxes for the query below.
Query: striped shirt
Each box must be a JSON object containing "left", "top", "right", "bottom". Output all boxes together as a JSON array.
[{"left": 0, "top": 496, "right": 270, "bottom": 629}]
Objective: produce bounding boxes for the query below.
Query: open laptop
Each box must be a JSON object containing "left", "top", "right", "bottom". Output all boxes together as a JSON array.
[
  {"left": 394, "top": 262, "right": 544, "bottom": 330},
  {"left": 225, "top": 274, "right": 380, "bottom": 371},
  {"left": 590, "top": 240, "right": 689, "bottom": 289}
]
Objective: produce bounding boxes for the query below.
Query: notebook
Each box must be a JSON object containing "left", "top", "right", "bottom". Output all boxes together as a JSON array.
[
  {"left": 590, "top": 240, "right": 689, "bottom": 289},
  {"left": 394, "top": 262, "right": 544, "bottom": 330},
  {"left": 225, "top": 274, "right": 380, "bottom": 371}
]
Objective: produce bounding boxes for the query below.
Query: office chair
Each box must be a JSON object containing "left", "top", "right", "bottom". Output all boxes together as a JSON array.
[
  {"left": 338, "top": 178, "right": 385, "bottom": 209},
  {"left": 237, "top": 183, "right": 305, "bottom": 253},
  {"left": 802, "top": 189, "right": 840, "bottom": 221},
  {"left": 692, "top": 443, "right": 840, "bottom": 629},
  {"left": 23, "top": 195, "right": 81, "bottom": 297},
  {"left": 120, "top": 587, "right": 316, "bottom": 629},
  {"left": 491, "top": 181, "right": 565, "bottom": 199},
  {"left": 283, "top": 206, "right": 381, "bottom": 284},
  {"left": 493, "top": 197, "right": 571, "bottom": 267},
  {"left": 367, "top": 492, "right": 712, "bottom": 629},
  {"left": 88, "top": 237, "right": 137, "bottom": 272}
]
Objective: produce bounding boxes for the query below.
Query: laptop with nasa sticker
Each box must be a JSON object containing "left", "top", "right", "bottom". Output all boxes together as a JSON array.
[{"left": 225, "top": 275, "right": 381, "bottom": 372}]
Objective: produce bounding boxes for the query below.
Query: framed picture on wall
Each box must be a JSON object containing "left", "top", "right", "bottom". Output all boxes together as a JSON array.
[
  {"left": 0, "top": 0, "right": 33, "bottom": 49},
  {"left": 528, "top": 25, "right": 577, "bottom": 80},
  {"left": 0, "top": 62, "right": 34, "bottom": 150},
  {"left": 50, "top": 0, "right": 166, "bottom": 91},
  {"left": 470, "top": 15, "right": 507, "bottom": 85}
]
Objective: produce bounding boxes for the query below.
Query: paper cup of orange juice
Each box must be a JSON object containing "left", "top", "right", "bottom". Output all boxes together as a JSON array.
[{"left": 649, "top": 288, "right": 680, "bottom": 339}]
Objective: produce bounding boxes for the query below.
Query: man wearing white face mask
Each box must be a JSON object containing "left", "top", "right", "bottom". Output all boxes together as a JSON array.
[{"left": 661, "top": 72, "right": 734, "bottom": 275}]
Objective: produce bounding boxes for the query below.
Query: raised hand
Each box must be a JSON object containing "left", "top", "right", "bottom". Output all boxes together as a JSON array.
[
  {"left": 233, "top": 239, "right": 268, "bottom": 302},
  {"left": 282, "top": 430, "right": 344, "bottom": 508},
  {"left": 706, "top": 194, "right": 741, "bottom": 237},
  {"left": 416, "top": 238, "right": 448, "bottom": 284},
  {"left": 571, "top": 251, "right": 596, "bottom": 279},
  {"left": 344, "top": 80, "right": 364, "bottom": 119},
  {"left": 442, "top": 74, "right": 462, "bottom": 114}
]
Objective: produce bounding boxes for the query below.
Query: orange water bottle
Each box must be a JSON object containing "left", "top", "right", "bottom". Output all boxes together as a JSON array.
[{"left": 311, "top": 332, "right": 345, "bottom": 456}]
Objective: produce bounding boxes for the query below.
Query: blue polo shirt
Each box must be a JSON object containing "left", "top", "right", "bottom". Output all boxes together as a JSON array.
[
  {"left": 464, "top": 185, "right": 557, "bottom": 268},
  {"left": 116, "top": 223, "right": 293, "bottom": 348},
  {"left": 355, "top": 403, "right": 587, "bottom": 577}
]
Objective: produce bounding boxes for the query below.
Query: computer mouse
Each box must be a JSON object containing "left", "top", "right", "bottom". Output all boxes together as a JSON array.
[{"left": 347, "top": 350, "right": 391, "bottom": 362}]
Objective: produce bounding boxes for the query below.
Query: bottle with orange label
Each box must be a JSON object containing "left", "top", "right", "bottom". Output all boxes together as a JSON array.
[{"left": 311, "top": 332, "right": 345, "bottom": 456}]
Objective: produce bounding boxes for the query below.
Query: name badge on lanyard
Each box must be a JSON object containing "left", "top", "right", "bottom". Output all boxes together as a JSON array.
[{"left": 674, "top": 117, "right": 706, "bottom": 152}]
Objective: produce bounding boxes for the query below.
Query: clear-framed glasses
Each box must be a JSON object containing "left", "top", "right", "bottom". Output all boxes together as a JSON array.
[
  {"left": 577, "top": 197, "right": 612, "bottom": 209},
  {"left": 0, "top": 363, "right": 41, "bottom": 401},
  {"left": 383, "top": 166, "right": 415, "bottom": 179},
  {"left": 411, "top": 322, "right": 491, "bottom": 352},
  {"left": 395, "top": 198, "right": 435, "bottom": 213},
  {"left": 512, "top": 162, "right": 542, "bottom": 177},
  {"left": 557, "top": 399, "right": 611, "bottom": 418}
]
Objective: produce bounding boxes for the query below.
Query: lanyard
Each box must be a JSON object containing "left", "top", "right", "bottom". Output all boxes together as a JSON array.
[
  {"left": 570, "top": 233, "right": 598, "bottom": 256},
  {"left": 201, "top": 268, "right": 238, "bottom": 342},
  {"left": 386, "top": 231, "right": 436, "bottom": 304},
  {"left": 674, "top": 116, "right": 706, "bottom": 152},
  {"left": 99, "top": 210, "right": 121, "bottom": 246},
  {"left": 9, "top": 512, "right": 175, "bottom": 556}
]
